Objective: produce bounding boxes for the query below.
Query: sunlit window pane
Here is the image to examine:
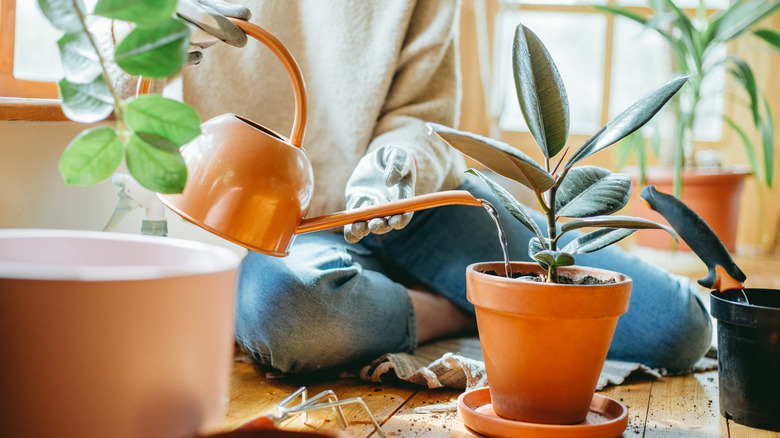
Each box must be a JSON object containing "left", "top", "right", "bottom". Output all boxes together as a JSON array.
[
  {"left": 496, "top": 10, "right": 607, "bottom": 135},
  {"left": 13, "top": 1, "right": 63, "bottom": 82},
  {"left": 13, "top": 0, "right": 99, "bottom": 83}
]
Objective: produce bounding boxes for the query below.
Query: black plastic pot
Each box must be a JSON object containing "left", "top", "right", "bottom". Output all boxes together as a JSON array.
[{"left": 710, "top": 288, "right": 780, "bottom": 431}]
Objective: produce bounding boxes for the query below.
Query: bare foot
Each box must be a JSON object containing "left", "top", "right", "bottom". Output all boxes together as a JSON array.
[{"left": 407, "top": 287, "right": 477, "bottom": 344}]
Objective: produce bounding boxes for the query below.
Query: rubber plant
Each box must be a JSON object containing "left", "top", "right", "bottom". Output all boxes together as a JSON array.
[
  {"left": 38, "top": 0, "right": 201, "bottom": 194},
  {"left": 596, "top": 0, "right": 780, "bottom": 197},
  {"left": 429, "top": 23, "right": 685, "bottom": 283}
]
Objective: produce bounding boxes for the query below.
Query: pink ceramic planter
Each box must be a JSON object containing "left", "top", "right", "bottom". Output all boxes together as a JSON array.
[{"left": 0, "top": 229, "right": 240, "bottom": 438}]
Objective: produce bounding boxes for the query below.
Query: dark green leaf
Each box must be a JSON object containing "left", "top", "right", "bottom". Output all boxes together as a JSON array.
[
  {"left": 428, "top": 123, "right": 554, "bottom": 192},
  {"left": 533, "top": 250, "right": 575, "bottom": 268},
  {"left": 467, "top": 168, "right": 546, "bottom": 244},
  {"left": 126, "top": 132, "right": 187, "bottom": 193},
  {"left": 114, "top": 18, "right": 190, "bottom": 78},
  {"left": 58, "top": 76, "right": 115, "bottom": 123},
  {"left": 562, "top": 228, "right": 635, "bottom": 255},
  {"left": 124, "top": 95, "right": 202, "bottom": 146},
  {"left": 565, "top": 75, "right": 688, "bottom": 169},
  {"left": 37, "top": 0, "right": 86, "bottom": 34},
  {"left": 753, "top": 28, "right": 780, "bottom": 51},
  {"left": 59, "top": 126, "right": 123, "bottom": 186},
  {"left": 94, "top": 0, "right": 177, "bottom": 25},
  {"left": 58, "top": 31, "right": 102, "bottom": 84},
  {"left": 560, "top": 215, "right": 677, "bottom": 240},
  {"left": 512, "top": 24, "right": 569, "bottom": 159},
  {"left": 555, "top": 166, "right": 631, "bottom": 218}
]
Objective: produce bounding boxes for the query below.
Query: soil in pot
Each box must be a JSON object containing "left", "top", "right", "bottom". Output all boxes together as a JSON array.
[{"left": 710, "top": 288, "right": 780, "bottom": 431}]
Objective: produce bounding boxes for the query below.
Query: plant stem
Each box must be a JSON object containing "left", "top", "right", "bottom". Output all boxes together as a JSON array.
[{"left": 72, "top": 0, "right": 127, "bottom": 134}]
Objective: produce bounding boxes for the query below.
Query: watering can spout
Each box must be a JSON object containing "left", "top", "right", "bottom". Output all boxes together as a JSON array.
[{"left": 158, "top": 21, "right": 484, "bottom": 257}]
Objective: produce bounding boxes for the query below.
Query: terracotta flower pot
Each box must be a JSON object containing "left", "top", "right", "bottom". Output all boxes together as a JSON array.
[
  {"left": 466, "top": 262, "right": 631, "bottom": 425},
  {"left": 627, "top": 167, "right": 748, "bottom": 252}
]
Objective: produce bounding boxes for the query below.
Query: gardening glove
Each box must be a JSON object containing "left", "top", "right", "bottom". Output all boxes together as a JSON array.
[
  {"left": 177, "top": 0, "right": 251, "bottom": 64},
  {"left": 343, "top": 145, "right": 417, "bottom": 244}
]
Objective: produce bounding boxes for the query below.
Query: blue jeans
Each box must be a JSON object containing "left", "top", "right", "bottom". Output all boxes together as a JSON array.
[{"left": 235, "top": 176, "right": 712, "bottom": 374}]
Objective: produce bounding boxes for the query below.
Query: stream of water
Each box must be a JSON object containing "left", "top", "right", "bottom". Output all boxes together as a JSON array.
[{"left": 480, "top": 199, "right": 512, "bottom": 278}]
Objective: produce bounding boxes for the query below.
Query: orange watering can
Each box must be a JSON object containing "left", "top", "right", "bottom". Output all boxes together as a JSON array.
[{"left": 158, "top": 19, "right": 483, "bottom": 256}]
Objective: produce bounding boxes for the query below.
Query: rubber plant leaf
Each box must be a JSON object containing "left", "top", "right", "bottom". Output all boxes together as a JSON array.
[
  {"left": 93, "top": 0, "right": 177, "bottom": 26},
  {"left": 512, "top": 24, "right": 569, "bottom": 159},
  {"left": 114, "top": 18, "right": 190, "bottom": 78},
  {"left": 124, "top": 95, "right": 202, "bottom": 146},
  {"left": 560, "top": 215, "right": 677, "bottom": 239},
  {"left": 564, "top": 74, "right": 688, "bottom": 170},
  {"left": 126, "top": 132, "right": 188, "bottom": 194},
  {"left": 37, "top": 0, "right": 86, "bottom": 34},
  {"left": 753, "top": 28, "right": 780, "bottom": 50},
  {"left": 467, "top": 169, "right": 546, "bottom": 244},
  {"left": 562, "top": 228, "right": 635, "bottom": 255},
  {"left": 58, "top": 31, "right": 102, "bottom": 84},
  {"left": 59, "top": 126, "right": 123, "bottom": 186},
  {"left": 533, "top": 250, "right": 575, "bottom": 268},
  {"left": 428, "top": 123, "right": 555, "bottom": 192},
  {"left": 555, "top": 166, "right": 631, "bottom": 218},
  {"left": 705, "top": 0, "right": 780, "bottom": 46},
  {"left": 58, "top": 76, "right": 115, "bottom": 123}
]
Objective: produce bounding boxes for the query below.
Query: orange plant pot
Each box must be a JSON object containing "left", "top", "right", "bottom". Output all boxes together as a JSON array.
[
  {"left": 628, "top": 167, "right": 748, "bottom": 252},
  {"left": 466, "top": 262, "right": 632, "bottom": 425}
]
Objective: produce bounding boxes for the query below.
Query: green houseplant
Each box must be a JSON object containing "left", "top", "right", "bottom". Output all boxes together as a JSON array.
[
  {"left": 596, "top": 0, "right": 780, "bottom": 251},
  {"left": 429, "top": 22, "right": 685, "bottom": 428},
  {"left": 38, "top": 0, "right": 202, "bottom": 194}
]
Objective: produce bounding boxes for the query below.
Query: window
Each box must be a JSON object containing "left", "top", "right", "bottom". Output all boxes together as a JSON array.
[{"left": 481, "top": 0, "right": 734, "bottom": 148}]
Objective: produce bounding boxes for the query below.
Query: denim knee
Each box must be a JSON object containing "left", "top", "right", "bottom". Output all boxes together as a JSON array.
[{"left": 234, "top": 244, "right": 415, "bottom": 374}]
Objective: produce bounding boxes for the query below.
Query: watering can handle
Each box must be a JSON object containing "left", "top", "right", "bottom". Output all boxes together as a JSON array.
[{"left": 229, "top": 18, "right": 307, "bottom": 148}]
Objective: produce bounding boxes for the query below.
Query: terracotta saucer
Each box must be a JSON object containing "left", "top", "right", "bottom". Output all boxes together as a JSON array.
[{"left": 457, "top": 387, "right": 628, "bottom": 438}]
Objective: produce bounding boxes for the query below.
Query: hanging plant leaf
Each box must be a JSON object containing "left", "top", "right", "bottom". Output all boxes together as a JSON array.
[
  {"left": 467, "top": 169, "right": 546, "bottom": 244},
  {"left": 124, "top": 95, "right": 202, "bottom": 146},
  {"left": 562, "top": 228, "right": 636, "bottom": 255},
  {"left": 93, "top": 0, "right": 177, "bottom": 26},
  {"left": 37, "top": 0, "right": 86, "bottom": 34},
  {"left": 126, "top": 132, "right": 188, "bottom": 194},
  {"left": 512, "top": 24, "right": 569, "bottom": 159},
  {"left": 555, "top": 166, "right": 631, "bottom": 218},
  {"left": 564, "top": 74, "right": 688, "bottom": 170},
  {"left": 58, "top": 76, "right": 115, "bottom": 123},
  {"left": 114, "top": 18, "right": 190, "bottom": 78},
  {"left": 59, "top": 126, "right": 123, "bottom": 186},
  {"left": 428, "top": 123, "right": 554, "bottom": 193},
  {"left": 58, "top": 31, "right": 102, "bottom": 84}
]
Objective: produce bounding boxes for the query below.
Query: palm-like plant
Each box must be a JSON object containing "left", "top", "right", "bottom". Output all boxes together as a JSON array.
[
  {"left": 596, "top": 0, "right": 780, "bottom": 196},
  {"left": 429, "top": 23, "right": 685, "bottom": 283}
]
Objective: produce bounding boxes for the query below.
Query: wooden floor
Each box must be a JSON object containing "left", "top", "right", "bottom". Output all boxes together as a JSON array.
[{"left": 220, "top": 250, "right": 780, "bottom": 437}]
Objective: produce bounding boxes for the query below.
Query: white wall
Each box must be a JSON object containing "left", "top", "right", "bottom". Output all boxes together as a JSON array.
[{"left": 0, "top": 120, "right": 246, "bottom": 256}]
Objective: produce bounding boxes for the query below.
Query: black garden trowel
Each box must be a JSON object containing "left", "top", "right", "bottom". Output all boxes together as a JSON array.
[{"left": 640, "top": 186, "right": 748, "bottom": 300}]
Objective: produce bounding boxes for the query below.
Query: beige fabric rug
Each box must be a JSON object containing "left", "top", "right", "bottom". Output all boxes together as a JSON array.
[{"left": 358, "top": 336, "right": 717, "bottom": 392}]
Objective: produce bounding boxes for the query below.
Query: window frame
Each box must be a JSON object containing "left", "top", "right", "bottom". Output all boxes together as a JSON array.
[{"left": 0, "top": 0, "right": 67, "bottom": 121}]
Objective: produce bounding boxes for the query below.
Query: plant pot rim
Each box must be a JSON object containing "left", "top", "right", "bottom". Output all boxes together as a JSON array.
[
  {"left": 466, "top": 262, "right": 631, "bottom": 318},
  {"left": 710, "top": 289, "right": 780, "bottom": 329},
  {"left": 623, "top": 165, "right": 751, "bottom": 181}
]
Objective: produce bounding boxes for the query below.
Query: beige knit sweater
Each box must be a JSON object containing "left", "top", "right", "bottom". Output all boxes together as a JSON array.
[{"left": 180, "top": 0, "right": 467, "bottom": 217}]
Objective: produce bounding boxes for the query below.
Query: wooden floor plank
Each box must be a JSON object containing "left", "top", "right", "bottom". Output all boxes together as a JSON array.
[
  {"left": 376, "top": 388, "right": 470, "bottom": 437},
  {"left": 644, "top": 371, "right": 726, "bottom": 437},
  {"left": 599, "top": 379, "right": 653, "bottom": 437}
]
